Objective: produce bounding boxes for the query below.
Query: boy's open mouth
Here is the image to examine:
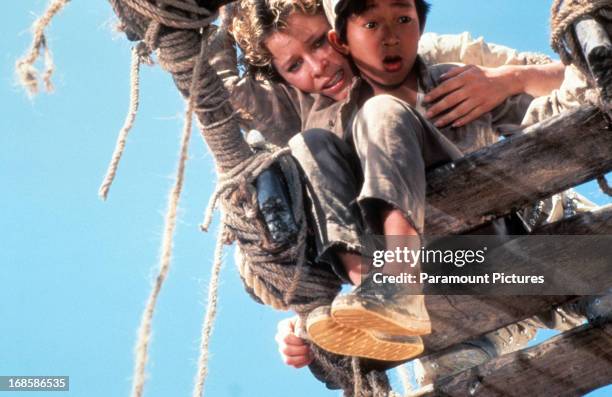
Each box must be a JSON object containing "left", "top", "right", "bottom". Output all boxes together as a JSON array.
[{"left": 383, "top": 56, "right": 403, "bottom": 73}]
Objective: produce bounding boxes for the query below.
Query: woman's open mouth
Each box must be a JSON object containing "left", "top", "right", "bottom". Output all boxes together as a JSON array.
[{"left": 383, "top": 56, "right": 403, "bottom": 73}]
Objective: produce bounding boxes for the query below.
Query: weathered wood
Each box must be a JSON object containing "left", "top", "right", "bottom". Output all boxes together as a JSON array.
[
  {"left": 422, "top": 295, "right": 577, "bottom": 352},
  {"left": 421, "top": 206, "right": 612, "bottom": 352},
  {"left": 415, "top": 322, "right": 612, "bottom": 397},
  {"left": 425, "top": 106, "right": 612, "bottom": 235}
]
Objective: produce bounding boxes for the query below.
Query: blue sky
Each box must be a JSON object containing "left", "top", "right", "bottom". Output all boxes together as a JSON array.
[{"left": 2, "top": 1, "right": 610, "bottom": 396}]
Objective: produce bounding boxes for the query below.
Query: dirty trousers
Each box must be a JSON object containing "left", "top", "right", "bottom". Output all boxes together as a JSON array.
[
  {"left": 288, "top": 94, "right": 462, "bottom": 276},
  {"left": 287, "top": 94, "right": 586, "bottom": 359}
]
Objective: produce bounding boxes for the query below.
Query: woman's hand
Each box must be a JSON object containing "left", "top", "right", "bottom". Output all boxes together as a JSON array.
[
  {"left": 424, "top": 62, "right": 565, "bottom": 128},
  {"left": 275, "top": 316, "right": 313, "bottom": 368},
  {"left": 424, "top": 65, "right": 518, "bottom": 128}
]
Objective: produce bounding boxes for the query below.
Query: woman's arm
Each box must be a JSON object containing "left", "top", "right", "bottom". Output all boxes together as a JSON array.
[
  {"left": 418, "top": 32, "right": 565, "bottom": 127},
  {"left": 424, "top": 62, "right": 565, "bottom": 128},
  {"left": 275, "top": 316, "right": 313, "bottom": 368}
]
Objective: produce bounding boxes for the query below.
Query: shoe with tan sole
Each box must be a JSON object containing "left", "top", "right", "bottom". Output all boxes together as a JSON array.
[
  {"left": 306, "top": 305, "right": 424, "bottom": 361},
  {"left": 331, "top": 275, "right": 431, "bottom": 336}
]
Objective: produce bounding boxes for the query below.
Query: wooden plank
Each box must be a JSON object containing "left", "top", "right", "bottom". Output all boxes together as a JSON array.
[
  {"left": 425, "top": 105, "right": 612, "bottom": 235},
  {"left": 422, "top": 295, "right": 577, "bottom": 352},
  {"left": 414, "top": 322, "right": 612, "bottom": 397},
  {"left": 421, "top": 207, "right": 612, "bottom": 352}
]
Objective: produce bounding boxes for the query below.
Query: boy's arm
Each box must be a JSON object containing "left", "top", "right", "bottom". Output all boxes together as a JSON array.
[
  {"left": 207, "top": 26, "right": 309, "bottom": 146},
  {"left": 419, "top": 32, "right": 565, "bottom": 127}
]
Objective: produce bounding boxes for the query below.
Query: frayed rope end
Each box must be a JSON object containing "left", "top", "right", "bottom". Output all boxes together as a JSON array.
[{"left": 15, "top": 61, "right": 40, "bottom": 98}]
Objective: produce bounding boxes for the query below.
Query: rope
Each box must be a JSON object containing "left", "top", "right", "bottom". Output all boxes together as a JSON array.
[
  {"left": 201, "top": 144, "right": 341, "bottom": 314},
  {"left": 192, "top": 228, "right": 225, "bottom": 397},
  {"left": 15, "top": 0, "right": 70, "bottom": 97},
  {"left": 121, "top": 0, "right": 217, "bottom": 29},
  {"left": 550, "top": 0, "right": 612, "bottom": 71},
  {"left": 597, "top": 175, "right": 612, "bottom": 197},
  {"left": 98, "top": 7, "right": 164, "bottom": 200},
  {"left": 352, "top": 358, "right": 363, "bottom": 397},
  {"left": 129, "top": 20, "right": 207, "bottom": 397},
  {"left": 98, "top": 44, "right": 153, "bottom": 200}
]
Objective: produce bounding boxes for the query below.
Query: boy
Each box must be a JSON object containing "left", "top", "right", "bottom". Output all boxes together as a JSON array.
[
  {"left": 299, "top": 0, "right": 541, "bottom": 358},
  {"left": 302, "top": 0, "right": 605, "bottom": 379}
]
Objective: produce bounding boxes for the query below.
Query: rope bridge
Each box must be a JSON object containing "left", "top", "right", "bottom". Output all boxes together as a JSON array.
[{"left": 14, "top": 0, "right": 612, "bottom": 396}]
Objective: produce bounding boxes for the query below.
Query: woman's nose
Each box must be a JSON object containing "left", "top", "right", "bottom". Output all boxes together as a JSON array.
[{"left": 309, "top": 56, "right": 328, "bottom": 77}]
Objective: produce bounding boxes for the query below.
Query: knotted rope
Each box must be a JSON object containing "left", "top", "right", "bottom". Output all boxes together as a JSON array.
[
  {"left": 550, "top": 0, "right": 612, "bottom": 74},
  {"left": 550, "top": 0, "right": 612, "bottom": 196},
  {"left": 201, "top": 143, "right": 342, "bottom": 315},
  {"left": 16, "top": 0, "right": 70, "bottom": 97}
]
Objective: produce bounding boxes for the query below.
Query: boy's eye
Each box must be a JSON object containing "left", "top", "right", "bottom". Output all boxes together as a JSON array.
[
  {"left": 364, "top": 21, "right": 378, "bottom": 29},
  {"left": 398, "top": 16, "right": 412, "bottom": 24}
]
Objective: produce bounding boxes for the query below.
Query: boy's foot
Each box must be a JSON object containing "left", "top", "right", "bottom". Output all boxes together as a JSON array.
[
  {"left": 414, "top": 343, "right": 493, "bottom": 386},
  {"left": 306, "top": 305, "right": 424, "bottom": 361},
  {"left": 330, "top": 274, "right": 431, "bottom": 336}
]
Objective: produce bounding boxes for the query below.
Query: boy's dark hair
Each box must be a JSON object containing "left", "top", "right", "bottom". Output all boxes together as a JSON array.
[{"left": 336, "top": 0, "right": 431, "bottom": 43}]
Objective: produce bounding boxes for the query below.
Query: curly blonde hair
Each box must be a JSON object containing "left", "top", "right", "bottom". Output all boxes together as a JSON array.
[{"left": 231, "top": 0, "right": 322, "bottom": 79}]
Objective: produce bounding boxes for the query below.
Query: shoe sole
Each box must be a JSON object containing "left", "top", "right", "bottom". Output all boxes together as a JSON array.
[
  {"left": 306, "top": 306, "right": 424, "bottom": 361},
  {"left": 331, "top": 294, "right": 432, "bottom": 336}
]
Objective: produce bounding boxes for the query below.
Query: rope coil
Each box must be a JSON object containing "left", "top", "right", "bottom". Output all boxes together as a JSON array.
[{"left": 201, "top": 144, "right": 342, "bottom": 314}]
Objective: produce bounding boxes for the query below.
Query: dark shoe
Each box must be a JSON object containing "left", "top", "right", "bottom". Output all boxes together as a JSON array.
[
  {"left": 581, "top": 293, "right": 612, "bottom": 323},
  {"left": 330, "top": 274, "right": 431, "bottom": 336},
  {"left": 306, "top": 305, "right": 424, "bottom": 361},
  {"left": 414, "top": 343, "right": 493, "bottom": 386}
]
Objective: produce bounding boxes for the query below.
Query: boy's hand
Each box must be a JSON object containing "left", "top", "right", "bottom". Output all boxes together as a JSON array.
[
  {"left": 424, "top": 65, "right": 516, "bottom": 128},
  {"left": 275, "top": 316, "right": 313, "bottom": 368}
]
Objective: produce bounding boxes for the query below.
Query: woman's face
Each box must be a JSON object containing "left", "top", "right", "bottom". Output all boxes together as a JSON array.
[{"left": 264, "top": 13, "right": 354, "bottom": 101}]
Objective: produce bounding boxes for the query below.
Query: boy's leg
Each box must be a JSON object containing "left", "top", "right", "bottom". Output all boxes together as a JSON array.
[
  {"left": 288, "top": 128, "right": 365, "bottom": 284},
  {"left": 288, "top": 128, "right": 425, "bottom": 360},
  {"left": 331, "top": 94, "right": 463, "bottom": 337}
]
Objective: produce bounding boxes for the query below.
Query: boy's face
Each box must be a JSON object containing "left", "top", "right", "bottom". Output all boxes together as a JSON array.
[
  {"left": 343, "top": 0, "right": 421, "bottom": 87},
  {"left": 265, "top": 13, "right": 355, "bottom": 101}
]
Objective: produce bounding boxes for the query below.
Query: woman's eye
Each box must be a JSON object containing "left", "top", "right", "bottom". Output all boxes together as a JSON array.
[
  {"left": 288, "top": 60, "right": 302, "bottom": 73},
  {"left": 398, "top": 16, "right": 411, "bottom": 24},
  {"left": 364, "top": 21, "right": 377, "bottom": 29},
  {"left": 313, "top": 36, "right": 326, "bottom": 49}
]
